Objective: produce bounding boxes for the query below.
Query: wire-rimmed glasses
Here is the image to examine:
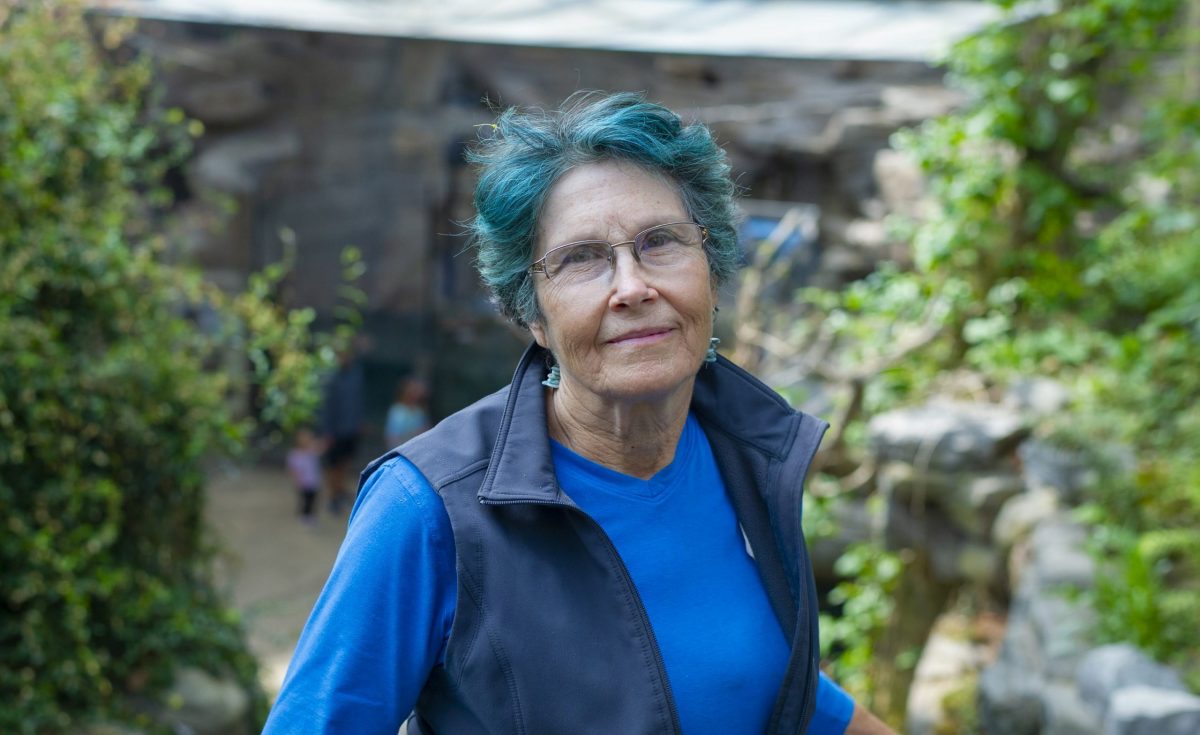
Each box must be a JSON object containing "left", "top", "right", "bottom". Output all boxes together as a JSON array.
[{"left": 528, "top": 222, "right": 708, "bottom": 287}]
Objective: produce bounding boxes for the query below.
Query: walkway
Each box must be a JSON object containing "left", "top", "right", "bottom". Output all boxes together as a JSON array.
[{"left": 204, "top": 463, "right": 349, "bottom": 698}]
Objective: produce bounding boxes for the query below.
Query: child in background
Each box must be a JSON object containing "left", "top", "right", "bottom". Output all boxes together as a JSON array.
[
  {"left": 286, "top": 428, "right": 322, "bottom": 525},
  {"left": 385, "top": 377, "right": 431, "bottom": 448}
]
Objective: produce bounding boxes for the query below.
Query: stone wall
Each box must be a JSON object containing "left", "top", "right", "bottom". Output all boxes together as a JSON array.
[
  {"left": 855, "top": 388, "right": 1200, "bottom": 735},
  {"left": 136, "top": 19, "right": 955, "bottom": 426}
]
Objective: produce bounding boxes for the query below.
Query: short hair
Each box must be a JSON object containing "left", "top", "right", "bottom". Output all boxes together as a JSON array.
[{"left": 467, "top": 92, "right": 740, "bottom": 328}]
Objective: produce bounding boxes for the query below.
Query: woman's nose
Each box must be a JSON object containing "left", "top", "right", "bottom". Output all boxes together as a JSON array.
[{"left": 608, "top": 248, "right": 656, "bottom": 307}]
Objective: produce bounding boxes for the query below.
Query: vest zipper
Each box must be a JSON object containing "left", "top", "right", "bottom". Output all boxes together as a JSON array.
[
  {"left": 763, "top": 572, "right": 815, "bottom": 734},
  {"left": 795, "top": 566, "right": 817, "bottom": 731},
  {"left": 479, "top": 496, "right": 684, "bottom": 735},
  {"left": 765, "top": 519, "right": 816, "bottom": 732}
]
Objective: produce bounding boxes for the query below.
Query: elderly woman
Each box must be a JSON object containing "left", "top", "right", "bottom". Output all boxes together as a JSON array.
[{"left": 264, "top": 93, "right": 895, "bottom": 735}]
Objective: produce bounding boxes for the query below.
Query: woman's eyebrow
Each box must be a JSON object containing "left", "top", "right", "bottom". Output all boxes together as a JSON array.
[
  {"left": 573, "top": 216, "right": 692, "bottom": 243},
  {"left": 542, "top": 212, "right": 692, "bottom": 250}
]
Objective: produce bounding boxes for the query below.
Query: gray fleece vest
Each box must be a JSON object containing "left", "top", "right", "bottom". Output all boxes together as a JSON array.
[{"left": 360, "top": 344, "right": 828, "bottom": 734}]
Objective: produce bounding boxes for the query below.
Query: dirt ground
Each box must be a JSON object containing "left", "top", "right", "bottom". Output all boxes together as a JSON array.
[{"left": 204, "top": 462, "right": 350, "bottom": 698}]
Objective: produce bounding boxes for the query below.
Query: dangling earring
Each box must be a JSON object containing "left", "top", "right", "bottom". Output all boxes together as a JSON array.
[
  {"left": 542, "top": 362, "right": 561, "bottom": 389},
  {"left": 705, "top": 337, "right": 720, "bottom": 364}
]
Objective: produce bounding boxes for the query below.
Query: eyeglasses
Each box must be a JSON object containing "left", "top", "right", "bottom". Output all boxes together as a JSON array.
[{"left": 529, "top": 222, "right": 708, "bottom": 286}]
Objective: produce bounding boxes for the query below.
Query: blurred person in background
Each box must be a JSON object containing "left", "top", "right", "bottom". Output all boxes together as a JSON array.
[
  {"left": 265, "top": 92, "right": 895, "bottom": 735},
  {"left": 385, "top": 376, "right": 432, "bottom": 448},
  {"left": 319, "top": 346, "right": 364, "bottom": 515},
  {"left": 285, "top": 427, "right": 322, "bottom": 526}
]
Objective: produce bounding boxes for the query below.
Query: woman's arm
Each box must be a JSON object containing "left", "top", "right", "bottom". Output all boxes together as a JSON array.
[
  {"left": 845, "top": 702, "right": 899, "bottom": 735},
  {"left": 262, "top": 457, "right": 455, "bottom": 734},
  {"left": 811, "top": 673, "right": 897, "bottom": 735}
]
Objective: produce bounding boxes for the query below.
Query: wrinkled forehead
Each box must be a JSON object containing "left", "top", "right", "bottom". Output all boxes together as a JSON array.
[{"left": 533, "top": 160, "right": 688, "bottom": 255}]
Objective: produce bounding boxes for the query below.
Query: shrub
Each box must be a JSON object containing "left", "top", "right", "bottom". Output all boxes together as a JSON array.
[{"left": 0, "top": 2, "right": 350, "bottom": 731}]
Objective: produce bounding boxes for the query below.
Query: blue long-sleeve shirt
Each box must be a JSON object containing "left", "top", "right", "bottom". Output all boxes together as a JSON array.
[{"left": 265, "top": 414, "right": 854, "bottom": 734}]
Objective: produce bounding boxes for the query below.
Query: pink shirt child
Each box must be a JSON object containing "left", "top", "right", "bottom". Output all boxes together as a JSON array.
[{"left": 287, "top": 447, "right": 321, "bottom": 491}]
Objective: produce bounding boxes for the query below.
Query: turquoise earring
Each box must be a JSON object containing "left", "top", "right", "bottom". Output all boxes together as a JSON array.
[
  {"left": 542, "top": 363, "right": 561, "bottom": 389},
  {"left": 705, "top": 337, "right": 720, "bottom": 364}
]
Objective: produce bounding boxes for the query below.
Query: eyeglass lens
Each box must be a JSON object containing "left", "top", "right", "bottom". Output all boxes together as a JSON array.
[{"left": 542, "top": 223, "right": 703, "bottom": 284}]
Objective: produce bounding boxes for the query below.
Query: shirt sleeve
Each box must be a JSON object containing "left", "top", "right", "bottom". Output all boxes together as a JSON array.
[
  {"left": 808, "top": 671, "right": 856, "bottom": 735},
  {"left": 262, "top": 456, "right": 456, "bottom": 735}
]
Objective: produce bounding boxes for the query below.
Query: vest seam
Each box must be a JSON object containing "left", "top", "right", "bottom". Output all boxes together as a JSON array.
[
  {"left": 443, "top": 494, "right": 528, "bottom": 734},
  {"left": 769, "top": 452, "right": 803, "bottom": 730},
  {"left": 429, "top": 458, "right": 490, "bottom": 491},
  {"left": 480, "top": 537, "right": 527, "bottom": 735},
  {"left": 449, "top": 572, "right": 484, "bottom": 684},
  {"left": 458, "top": 517, "right": 527, "bottom": 734}
]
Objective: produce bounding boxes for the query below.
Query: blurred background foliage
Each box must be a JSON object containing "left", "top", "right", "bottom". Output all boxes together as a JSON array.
[
  {"left": 0, "top": 1, "right": 358, "bottom": 732},
  {"left": 768, "top": 0, "right": 1200, "bottom": 719}
]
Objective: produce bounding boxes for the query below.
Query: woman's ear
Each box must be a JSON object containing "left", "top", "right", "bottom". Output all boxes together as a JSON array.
[{"left": 529, "top": 320, "right": 548, "bottom": 348}]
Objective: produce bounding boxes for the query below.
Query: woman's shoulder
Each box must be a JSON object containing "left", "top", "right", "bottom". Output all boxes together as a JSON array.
[{"left": 351, "top": 455, "right": 450, "bottom": 535}]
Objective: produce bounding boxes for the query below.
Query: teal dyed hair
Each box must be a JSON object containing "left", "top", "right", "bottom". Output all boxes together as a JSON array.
[{"left": 468, "top": 92, "right": 740, "bottom": 328}]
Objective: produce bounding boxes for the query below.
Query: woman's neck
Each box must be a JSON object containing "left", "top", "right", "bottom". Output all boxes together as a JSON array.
[{"left": 546, "top": 380, "right": 694, "bottom": 480}]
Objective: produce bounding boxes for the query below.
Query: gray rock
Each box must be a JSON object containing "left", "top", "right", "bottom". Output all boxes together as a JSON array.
[
  {"left": 950, "top": 542, "right": 1000, "bottom": 585},
  {"left": 916, "top": 631, "right": 979, "bottom": 681},
  {"left": 882, "top": 499, "right": 997, "bottom": 584},
  {"left": 881, "top": 493, "right": 931, "bottom": 550},
  {"left": 868, "top": 401, "right": 1029, "bottom": 472},
  {"left": 1003, "top": 377, "right": 1071, "bottom": 416},
  {"left": 995, "top": 601, "right": 1042, "bottom": 674},
  {"left": 952, "top": 472, "right": 1026, "bottom": 537},
  {"left": 1078, "top": 644, "right": 1188, "bottom": 718},
  {"left": 906, "top": 631, "right": 979, "bottom": 735},
  {"left": 1042, "top": 680, "right": 1104, "bottom": 735},
  {"left": 1006, "top": 534, "right": 1035, "bottom": 594},
  {"left": 876, "top": 460, "right": 944, "bottom": 507},
  {"left": 1104, "top": 686, "right": 1200, "bottom": 735},
  {"left": 993, "top": 489, "right": 1060, "bottom": 551},
  {"left": 161, "top": 666, "right": 251, "bottom": 735},
  {"left": 1028, "top": 518, "right": 1096, "bottom": 590},
  {"left": 1027, "top": 592, "right": 1095, "bottom": 680},
  {"left": 978, "top": 662, "right": 1043, "bottom": 735},
  {"left": 1019, "top": 440, "right": 1099, "bottom": 503},
  {"left": 879, "top": 462, "right": 1023, "bottom": 539}
]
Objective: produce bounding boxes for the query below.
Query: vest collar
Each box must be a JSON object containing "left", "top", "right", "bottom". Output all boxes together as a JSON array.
[
  {"left": 477, "top": 343, "right": 567, "bottom": 505},
  {"left": 477, "top": 343, "right": 804, "bottom": 504}
]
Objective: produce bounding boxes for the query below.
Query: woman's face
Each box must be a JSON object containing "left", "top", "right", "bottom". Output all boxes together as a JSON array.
[{"left": 529, "top": 160, "right": 717, "bottom": 406}]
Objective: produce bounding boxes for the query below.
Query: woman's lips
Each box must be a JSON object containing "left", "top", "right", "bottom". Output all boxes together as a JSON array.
[{"left": 609, "top": 328, "right": 672, "bottom": 346}]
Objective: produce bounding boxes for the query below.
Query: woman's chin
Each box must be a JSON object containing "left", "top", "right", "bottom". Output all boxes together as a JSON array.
[{"left": 584, "top": 364, "right": 698, "bottom": 404}]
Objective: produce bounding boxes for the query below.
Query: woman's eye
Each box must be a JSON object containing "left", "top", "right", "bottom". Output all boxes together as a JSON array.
[
  {"left": 559, "top": 244, "right": 607, "bottom": 265},
  {"left": 641, "top": 231, "right": 675, "bottom": 250}
]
